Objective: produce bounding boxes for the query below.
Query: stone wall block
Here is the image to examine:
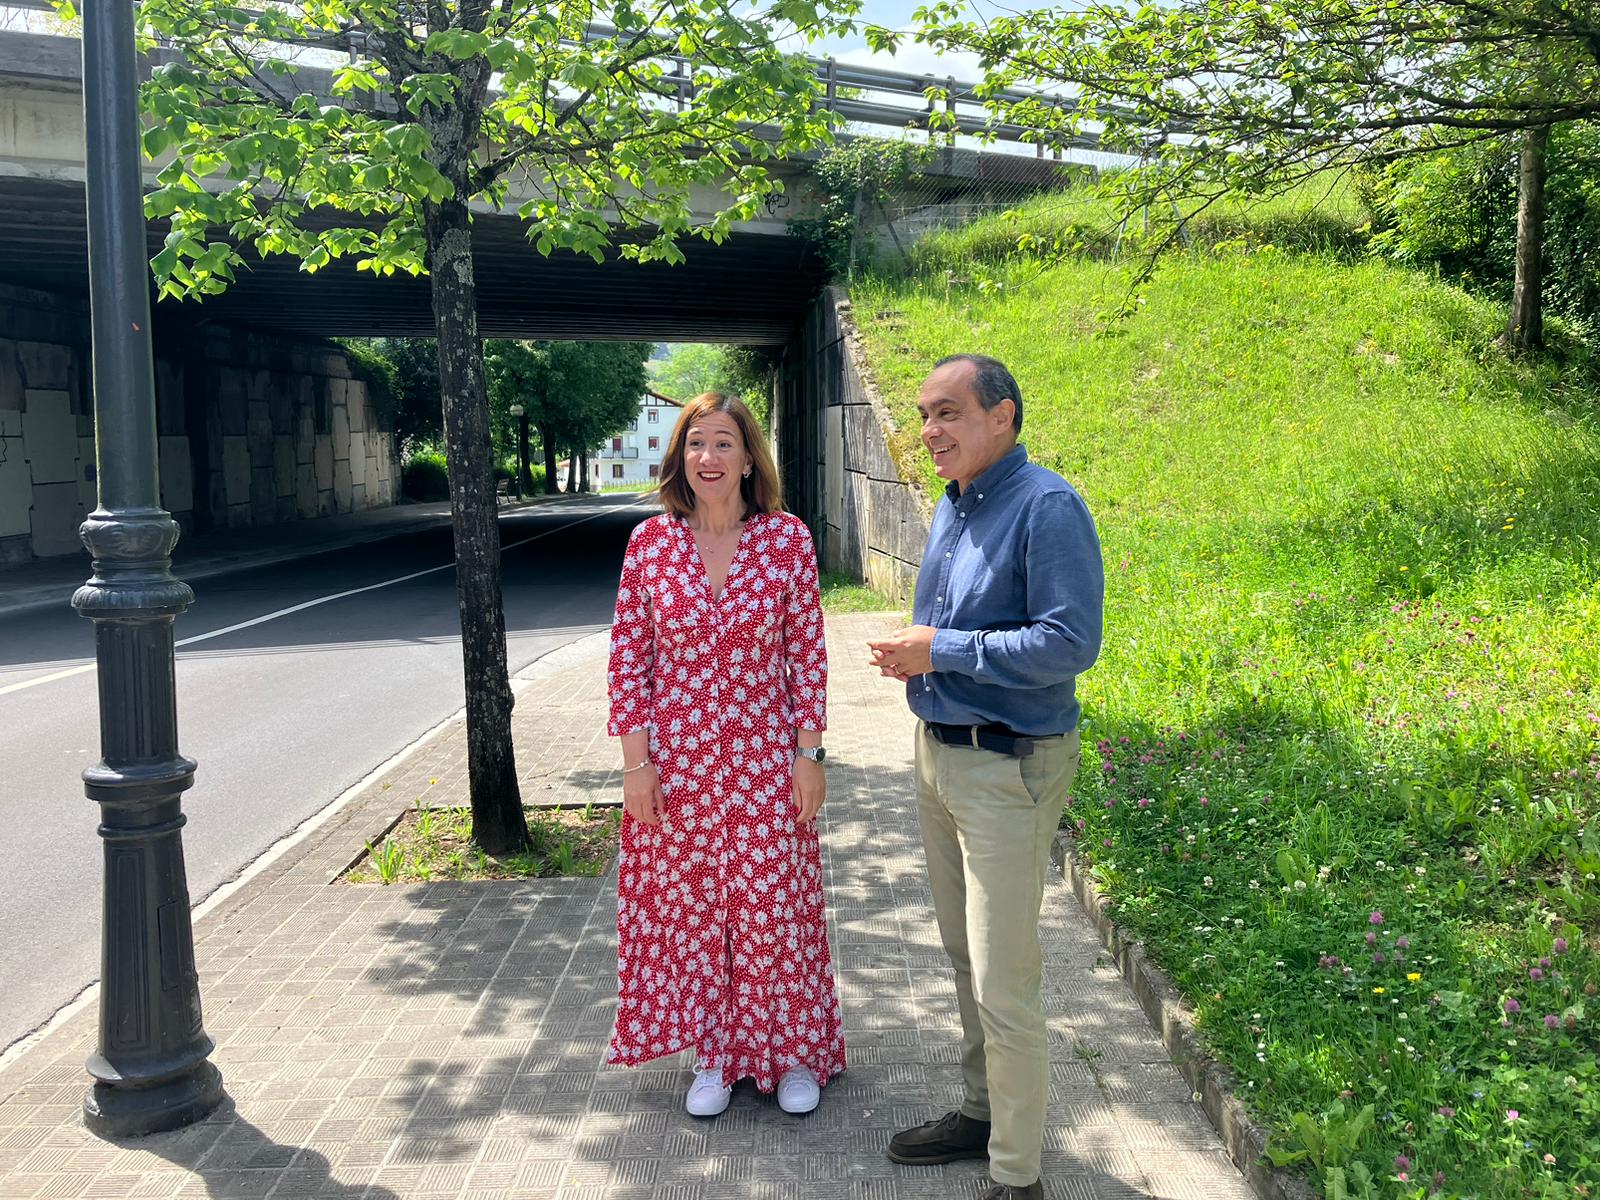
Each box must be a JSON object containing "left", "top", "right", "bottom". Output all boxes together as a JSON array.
[
  {"left": 348, "top": 432, "right": 367, "bottom": 487},
  {"left": 77, "top": 436, "right": 97, "bottom": 511},
  {"left": 331, "top": 401, "right": 351, "bottom": 462},
  {"left": 273, "top": 435, "right": 295, "bottom": 496},
  {"left": 295, "top": 463, "right": 317, "bottom": 518},
  {"left": 159, "top": 435, "right": 193, "bottom": 515},
  {"left": 250, "top": 466, "right": 275, "bottom": 523},
  {"left": 269, "top": 380, "right": 294, "bottom": 436},
  {"left": 223, "top": 435, "right": 251, "bottom": 506},
  {"left": 18, "top": 342, "right": 71, "bottom": 391},
  {"left": 295, "top": 412, "right": 316, "bottom": 466},
  {"left": 21, "top": 389, "right": 76, "bottom": 484},
  {"left": 155, "top": 359, "right": 186, "bottom": 436},
  {"left": 333, "top": 458, "right": 353, "bottom": 512},
  {"left": 0, "top": 441, "right": 31, "bottom": 537},
  {"left": 29, "top": 481, "right": 83, "bottom": 557},
  {"left": 0, "top": 340, "right": 21, "bottom": 411},
  {"left": 218, "top": 367, "right": 248, "bottom": 436},
  {"left": 346, "top": 379, "right": 368, "bottom": 432},
  {"left": 314, "top": 437, "right": 334, "bottom": 491}
]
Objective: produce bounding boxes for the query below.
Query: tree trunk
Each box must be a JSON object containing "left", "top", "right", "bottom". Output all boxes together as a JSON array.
[
  {"left": 539, "top": 424, "right": 558, "bottom": 493},
  {"left": 565, "top": 451, "right": 577, "bottom": 494},
  {"left": 1507, "top": 124, "right": 1549, "bottom": 353},
  {"left": 422, "top": 196, "right": 530, "bottom": 855},
  {"left": 579, "top": 446, "right": 590, "bottom": 493}
]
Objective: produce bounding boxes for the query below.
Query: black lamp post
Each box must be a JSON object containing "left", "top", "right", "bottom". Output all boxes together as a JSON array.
[
  {"left": 509, "top": 403, "right": 529, "bottom": 501},
  {"left": 72, "top": 0, "right": 224, "bottom": 1138}
]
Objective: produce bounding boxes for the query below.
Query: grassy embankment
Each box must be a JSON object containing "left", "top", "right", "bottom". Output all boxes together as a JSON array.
[{"left": 852, "top": 193, "right": 1600, "bottom": 1199}]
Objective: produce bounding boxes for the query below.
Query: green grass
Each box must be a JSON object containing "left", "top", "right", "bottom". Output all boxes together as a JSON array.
[
  {"left": 819, "top": 569, "right": 897, "bottom": 613},
  {"left": 853, "top": 246, "right": 1600, "bottom": 1198},
  {"left": 910, "top": 177, "right": 1370, "bottom": 276},
  {"left": 344, "top": 803, "right": 620, "bottom": 883}
]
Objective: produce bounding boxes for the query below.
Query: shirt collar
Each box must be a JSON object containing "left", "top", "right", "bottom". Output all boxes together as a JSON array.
[{"left": 944, "top": 443, "right": 1029, "bottom": 504}]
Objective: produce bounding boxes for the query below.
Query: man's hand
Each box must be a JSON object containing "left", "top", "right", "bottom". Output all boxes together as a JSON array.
[{"left": 868, "top": 626, "right": 937, "bottom": 680}]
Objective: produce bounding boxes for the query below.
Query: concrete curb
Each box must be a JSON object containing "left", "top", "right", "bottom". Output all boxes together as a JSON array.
[{"left": 1051, "top": 833, "right": 1319, "bottom": 1200}]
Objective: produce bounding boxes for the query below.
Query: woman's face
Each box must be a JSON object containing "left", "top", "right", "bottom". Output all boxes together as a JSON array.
[{"left": 683, "top": 411, "right": 751, "bottom": 509}]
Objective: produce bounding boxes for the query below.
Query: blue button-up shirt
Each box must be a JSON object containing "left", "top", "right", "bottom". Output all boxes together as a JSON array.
[{"left": 909, "top": 444, "right": 1104, "bottom": 736}]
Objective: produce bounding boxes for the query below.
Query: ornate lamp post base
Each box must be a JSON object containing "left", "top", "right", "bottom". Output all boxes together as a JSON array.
[{"left": 84, "top": 1061, "right": 224, "bottom": 1140}]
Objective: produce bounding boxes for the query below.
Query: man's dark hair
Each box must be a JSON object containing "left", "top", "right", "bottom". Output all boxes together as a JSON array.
[{"left": 935, "top": 353, "right": 1023, "bottom": 432}]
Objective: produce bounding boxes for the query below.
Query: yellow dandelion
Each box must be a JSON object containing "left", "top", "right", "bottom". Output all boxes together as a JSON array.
[
  {"left": 1373, "top": 987, "right": 1386, "bottom": 994},
  {"left": 1407, "top": 972, "right": 1421, "bottom": 982},
  {"left": 1398, "top": 566, "right": 1409, "bottom": 572}
]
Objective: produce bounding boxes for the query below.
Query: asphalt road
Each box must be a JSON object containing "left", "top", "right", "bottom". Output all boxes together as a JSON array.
[{"left": 0, "top": 494, "right": 649, "bottom": 1055}]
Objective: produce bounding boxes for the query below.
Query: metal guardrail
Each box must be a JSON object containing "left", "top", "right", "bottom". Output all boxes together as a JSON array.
[{"left": 0, "top": 0, "right": 1111, "bottom": 157}]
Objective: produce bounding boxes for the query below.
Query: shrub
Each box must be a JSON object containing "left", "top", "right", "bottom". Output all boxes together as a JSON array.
[
  {"left": 1371, "top": 126, "right": 1600, "bottom": 339},
  {"left": 401, "top": 450, "right": 449, "bottom": 501}
]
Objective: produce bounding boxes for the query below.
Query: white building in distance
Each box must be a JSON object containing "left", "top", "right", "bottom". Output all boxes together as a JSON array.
[{"left": 592, "top": 389, "right": 682, "bottom": 488}]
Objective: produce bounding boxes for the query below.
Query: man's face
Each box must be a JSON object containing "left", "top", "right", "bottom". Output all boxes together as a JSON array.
[{"left": 916, "top": 361, "right": 1016, "bottom": 490}]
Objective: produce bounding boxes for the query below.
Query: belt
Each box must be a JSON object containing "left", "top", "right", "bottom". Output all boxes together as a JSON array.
[{"left": 924, "top": 721, "right": 1037, "bottom": 758}]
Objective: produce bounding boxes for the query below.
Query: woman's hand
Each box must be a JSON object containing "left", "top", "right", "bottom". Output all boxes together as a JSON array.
[
  {"left": 792, "top": 756, "right": 826, "bottom": 825},
  {"left": 623, "top": 762, "right": 663, "bottom": 826}
]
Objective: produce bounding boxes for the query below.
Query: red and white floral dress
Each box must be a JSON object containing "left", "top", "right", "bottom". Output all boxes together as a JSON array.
[{"left": 605, "top": 510, "right": 845, "bottom": 1091}]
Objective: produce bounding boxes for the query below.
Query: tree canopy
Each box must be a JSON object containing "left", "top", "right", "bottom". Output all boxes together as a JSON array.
[
  {"left": 894, "top": 0, "right": 1600, "bottom": 347},
  {"left": 487, "top": 340, "right": 652, "bottom": 489},
  {"left": 136, "top": 0, "right": 859, "bottom": 852}
]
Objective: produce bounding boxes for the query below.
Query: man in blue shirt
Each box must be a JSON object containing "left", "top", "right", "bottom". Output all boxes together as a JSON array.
[{"left": 869, "top": 354, "right": 1103, "bottom": 1200}]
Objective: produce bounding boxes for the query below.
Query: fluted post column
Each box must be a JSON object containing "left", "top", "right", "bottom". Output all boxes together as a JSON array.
[{"left": 72, "top": 0, "right": 224, "bottom": 1139}]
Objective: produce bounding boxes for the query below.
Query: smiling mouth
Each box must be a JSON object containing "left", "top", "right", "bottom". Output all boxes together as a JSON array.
[
  {"left": 697, "top": 471, "right": 726, "bottom": 481},
  {"left": 929, "top": 446, "right": 954, "bottom": 459}
]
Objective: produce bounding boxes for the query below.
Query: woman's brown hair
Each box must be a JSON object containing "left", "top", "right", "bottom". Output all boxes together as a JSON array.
[{"left": 656, "top": 392, "right": 784, "bottom": 519}]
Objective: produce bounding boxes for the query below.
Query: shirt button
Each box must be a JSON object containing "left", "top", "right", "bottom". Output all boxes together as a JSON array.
[
  {"left": 977, "top": 493, "right": 984, "bottom": 500},
  {"left": 958, "top": 511, "right": 966, "bottom": 518},
  {"left": 945, "top": 552, "right": 951, "bottom": 559},
  {"left": 924, "top": 685, "right": 931, "bottom": 692}
]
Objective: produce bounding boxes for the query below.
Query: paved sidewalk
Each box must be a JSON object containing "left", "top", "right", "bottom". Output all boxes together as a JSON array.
[{"left": 0, "top": 613, "right": 1252, "bottom": 1200}]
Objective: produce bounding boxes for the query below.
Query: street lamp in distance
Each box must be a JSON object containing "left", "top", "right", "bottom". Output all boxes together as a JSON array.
[{"left": 507, "top": 404, "right": 529, "bottom": 501}]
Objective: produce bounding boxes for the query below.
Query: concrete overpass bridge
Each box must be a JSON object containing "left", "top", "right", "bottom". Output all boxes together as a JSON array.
[{"left": 0, "top": 21, "right": 1091, "bottom": 569}]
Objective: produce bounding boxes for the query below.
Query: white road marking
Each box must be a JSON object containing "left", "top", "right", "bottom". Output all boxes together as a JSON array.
[{"left": 0, "top": 500, "right": 648, "bottom": 698}]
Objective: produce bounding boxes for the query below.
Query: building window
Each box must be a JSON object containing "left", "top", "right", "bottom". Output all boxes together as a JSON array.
[
  {"left": 649, "top": 464, "right": 659, "bottom": 479},
  {"left": 648, "top": 437, "right": 659, "bottom": 450},
  {"left": 647, "top": 409, "right": 659, "bottom": 423},
  {"left": 612, "top": 436, "right": 623, "bottom": 451},
  {"left": 612, "top": 464, "right": 625, "bottom": 479},
  {"left": 628, "top": 419, "right": 638, "bottom": 431}
]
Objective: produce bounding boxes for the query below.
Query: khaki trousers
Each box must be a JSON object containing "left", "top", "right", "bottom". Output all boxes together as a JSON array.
[{"left": 913, "top": 723, "right": 1081, "bottom": 1188}]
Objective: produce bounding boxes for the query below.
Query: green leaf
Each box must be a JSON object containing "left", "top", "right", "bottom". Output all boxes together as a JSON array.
[{"left": 424, "top": 28, "right": 490, "bottom": 60}]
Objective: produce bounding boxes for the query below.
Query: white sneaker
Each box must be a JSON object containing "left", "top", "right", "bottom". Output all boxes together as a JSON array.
[
  {"left": 777, "top": 1065, "right": 820, "bottom": 1115},
  {"left": 685, "top": 1066, "right": 732, "bottom": 1117}
]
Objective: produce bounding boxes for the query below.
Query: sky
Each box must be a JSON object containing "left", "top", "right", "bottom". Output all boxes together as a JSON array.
[{"left": 805, "top": 1, "right": 1001, "bottom": 83}]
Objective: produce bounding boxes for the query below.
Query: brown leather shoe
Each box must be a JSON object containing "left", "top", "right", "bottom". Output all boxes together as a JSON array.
[
  {"left": 886, "top": 1109, "right": 991, "bottom": 1165},
  {"left": 979, "top": 1183, "right": 1042, "bottom": 1200}
]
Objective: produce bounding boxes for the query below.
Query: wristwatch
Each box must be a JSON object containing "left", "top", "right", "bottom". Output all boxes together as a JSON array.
[{"left": 795, "top": 746, "right": 827, "bottom": 764}]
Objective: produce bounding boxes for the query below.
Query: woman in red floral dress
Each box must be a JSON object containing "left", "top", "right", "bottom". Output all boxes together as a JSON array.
[{"left": 605, "top": 392, "right": 845, "bottom": 1118}]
